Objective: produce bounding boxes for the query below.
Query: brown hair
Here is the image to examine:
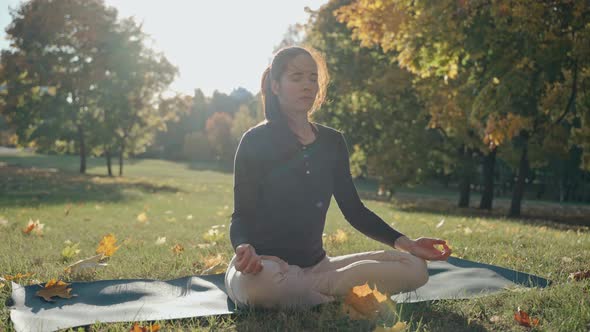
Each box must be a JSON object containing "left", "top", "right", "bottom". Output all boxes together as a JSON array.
[{"left": 260, "top": 46, "right": 329, "bottom": 124}]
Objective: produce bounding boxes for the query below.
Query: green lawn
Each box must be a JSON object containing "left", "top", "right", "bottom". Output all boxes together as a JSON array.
[{"left": 1, "top": 152, "right": 589, "bottom": 331}]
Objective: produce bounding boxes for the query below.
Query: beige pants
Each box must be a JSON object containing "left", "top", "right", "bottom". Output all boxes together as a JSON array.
[{"left": 224, "top": 249, "right": 429, "bottom": 309}]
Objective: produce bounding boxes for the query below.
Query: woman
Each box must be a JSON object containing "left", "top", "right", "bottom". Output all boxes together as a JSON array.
[{"left": 224, "top": 46, "right": 451, "bottom": 309}]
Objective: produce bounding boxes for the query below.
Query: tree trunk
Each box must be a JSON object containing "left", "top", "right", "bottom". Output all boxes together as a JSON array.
[
  {"left": 479, "top": 147, "right": 497, "bottom": 210},
  {"left": 105, "top": 146, "right": 113, "bottom": 177},
  {"left": 458, "top": 145, "right": 473, "bottom": 208},
  {"left": 77, "top": 125, "right": 86, "bottom": 174},
  {"left": 118, "top": 141, "right": 125, "bottom": 176},
  {"left": 509, "top": 141, "right": 529, "bottom": 217}
]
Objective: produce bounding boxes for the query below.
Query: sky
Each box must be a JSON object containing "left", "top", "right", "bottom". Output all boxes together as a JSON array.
[{"left": 0, "top": 0, "right": 328, "bottom": 97}]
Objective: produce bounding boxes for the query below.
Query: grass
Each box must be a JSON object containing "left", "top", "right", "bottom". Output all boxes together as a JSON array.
[{"left": 1, "top": 151, "right": 589, "bottom": 331}]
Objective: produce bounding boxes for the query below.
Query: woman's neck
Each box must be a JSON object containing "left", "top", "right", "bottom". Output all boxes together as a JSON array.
[{"left": 283, "top": 112, "right": 315, "bottom": 144}]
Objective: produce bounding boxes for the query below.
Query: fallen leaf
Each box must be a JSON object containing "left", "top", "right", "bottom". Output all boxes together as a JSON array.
[
  {"left": 196, "top": 243, "right": 214, "bottom": 249},
  {"left": 202, "top": 228, "right": 224, "bottom": 243},
  {"left": 3, "top": 272, "right": 34, "bottom": 282},
  {"left": 172, "top": 244, "right": 184, "bottom": 255},
  {"left": 61, "top": 241, "right": 81, "bottom": 260},
  {"left": 137, "top": 212, "right": 148, "bottom": 223},
  {"left": 463, "top": 227, "right": 473, "bottom": 235},
  {"left": 436, "top": 218, "right": 445, "bottom": 228},
  {"left": 130, "top": 322, "right": 160, "bottom": 332},
  {"left": 0, "top": 217, "right": 8, "bottom": 227},
  {"left": 35, "top": 279, "right": 75, "bottom": 302},
  {"left": 96, "top": 234, "right": 120, "bottom": 257},
  {"left": 343, "top": 282, "right": 396, "bottom": 320},
  {"left": 561, "top": 256, "right": 573, "bottom": 263},
  {"left": 64, "top": 204, "right": 72, "bottom": 216},
  {"left": 155, "top": 237, "right": 166, "bottom": 245},
  {"left": 514, "top": 307, "right": 539, "bottom": 327},
  {"left": 23, "top": 219, "right": 44, "bottom": 235},
  {"left": 186, "top": 215, "right": 193, "bottom": 220},
  {"left": 374, "top": 321, "right": 407, "bottom": 332},
  {"left": 568, "top": 270, "right": 590, "bottom": 281},
  {"left": 201, "top": 254, "right": 227, "bottom": 274},
  {"left": 489, "top": 315, "right": 501, "bottom": 323},
  {"left": 64, "top": 254, "right": 108, "bottom": 275}
]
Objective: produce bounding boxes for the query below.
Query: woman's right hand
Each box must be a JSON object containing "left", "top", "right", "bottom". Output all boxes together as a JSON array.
[{"left": 235, "top": 243, "right": 263, "bottom": 275}]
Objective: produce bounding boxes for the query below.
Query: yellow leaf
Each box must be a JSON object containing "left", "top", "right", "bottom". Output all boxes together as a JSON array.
[
  {"left": 493, "top": 77, "right": 500, "bottom": 85},
  {"left": 64, "top": 254, "right": 108, "bottom": 275},
  {"left": 137, "top": 212, "right": 148, "bottom": 223},
  {"left": 3, "top": 272, "right": 34, "bottom": 282},
  {"left": 201, "top": 254, "right": 227, "bottom": 274},
  {"left": 61, "top": 241, "right": 81, "bottom": 260},
  {"left": 155, "top": 236, "right": 166, "bottom": 245},
  {"left": 343, "top": 282, "right": 395, "bottom": 320},
  {"left": 46, "top": 86, "right": 57, "bottom": 96},
  {"left": 96, "top": 234, "right": 120, "bottom": 257}
]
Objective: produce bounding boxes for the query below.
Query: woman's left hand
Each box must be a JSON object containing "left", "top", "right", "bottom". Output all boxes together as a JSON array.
[{"left": 395, "top": 236, "right": 452, "bottom": 261}]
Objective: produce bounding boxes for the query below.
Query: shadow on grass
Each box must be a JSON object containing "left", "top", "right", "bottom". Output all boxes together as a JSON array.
[
  {"left": 358, "top": 191, "right": 590, "bottom": 230},
  {"left": 0, "top": 165, "right": 184, "bottom": 208},
  {"left": 185, "top": 160, "right": 233, "bottom": 174},
  {"left": 398, "top": 301, "right": 488, "bottom": 331}
]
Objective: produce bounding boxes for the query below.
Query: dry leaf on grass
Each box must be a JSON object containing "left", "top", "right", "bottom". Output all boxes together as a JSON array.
[
  {"left": 342, "top": 282, "right": 396, "bottom": 320},
  {"left": 172, "top": 244, "right": 184, "bottom": 255},
  {"left": 155, "top": 237, "right": 166, "bottom": 245},
  {"left": 3, "top": 272, "right": 34, "bottom": 282},
  {"left": 373, "top": 321, "right": 407, "bottom": 332},
  {"left": 568, "top": 270, "right": 590, "bottom": 281},
  {"left": 130, "top": 322, "right": 160, "bottom": 332},
  {"left": 514, "top": 307, "right": 539, "bottom": 327},
  {"left": 35, "top": 279, "right": 76, "bottom": 302},
  {"left": 96, "top": 234, "right": 120, "bottom": 257},
  {"left": 23, "top": 219, "right": 44, "bottom": 235},
  {"left": 61, "top": 240, "right": 81, "bottom": 260},
  {"left": 137, "top": 212, "right": 148, "bottom": 223},
  {"left": 201, "top": 254, "right": 227, "bottom": 274},
  {"left": 64, "top": 254, "right": 108, "bottom": 275}
]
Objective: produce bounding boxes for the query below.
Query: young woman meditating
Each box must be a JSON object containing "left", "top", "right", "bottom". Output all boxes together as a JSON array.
[{"left": 224, "top": 46, "right": 451, "bottom": 309}]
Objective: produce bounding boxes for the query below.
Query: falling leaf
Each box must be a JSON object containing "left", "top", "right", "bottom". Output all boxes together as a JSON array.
[
  {"left": 568, "top": 270, "right": 590, "bottom": 281},
  {"left": 64, "top": 254, "right": 108, "bottom": 275},
  {"left": 130, "top": 322, "right": 160, "bottom": 332},
  {"left": 61, "top": 241, "right": 81, "bottom": 260},
  {"left": 96, "top": 234, "right": 120, "bottom": 257},
  {"left": 374, "top": 321, "right": 407, "bottom": 332},
  {"left": 172, "top": 244, "right": 184, "bottom": 255},
  {"left": 35, "top": 279, "right": 75, "bottom": 302},
  {"left": 23, "top": 219, "right": 44, "bottom": 235},
  {"left": 155, "top": 237, "right": 167, "bottom": 245},
  {"left": 436, "top": 218, "right": 445, "bottom": 228},
  {"left": 514, "top": 307, "right": 539, "bottom": 327},
  {"left": 137, "top": 212, "right": 148, "bottom": 223},
  {"left": 342, "top": 282, "right": 396, "bottom": 320}
]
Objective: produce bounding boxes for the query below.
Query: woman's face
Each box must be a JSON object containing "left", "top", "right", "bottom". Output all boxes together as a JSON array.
[{"left": 271, "top": 53, "right": 319, "bottom": 117}]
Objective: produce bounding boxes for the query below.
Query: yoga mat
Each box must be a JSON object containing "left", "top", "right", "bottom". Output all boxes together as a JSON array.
[{"left": 6, "top": 257, "right": 550, "bottom": 332}]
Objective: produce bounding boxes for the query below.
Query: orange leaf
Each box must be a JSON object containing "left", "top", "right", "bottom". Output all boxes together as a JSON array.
[
  {"left": 514, "top": 307, "right": 539, "bottom": 327},
  {"left": 4, "top": 272, "right": 34, "bottom": 282},
  {"left": 22, "top": 219, "right": 44, "bottom": 235},
  {"left": 171, "top": 244, "right": 184, "bottom": 255},
  {"left": 130, "top": 322, "right": 160, "bottom": 332},
  {"left": 96, "top": 234, "right": 120, "bottom": 257},
  {"left": 35, "top": 279, "right": 75, "bottom": 302}
]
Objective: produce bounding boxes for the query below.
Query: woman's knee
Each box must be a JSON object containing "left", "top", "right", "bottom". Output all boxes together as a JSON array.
[
  {"left": 236, "top": 260, "right": 288, "bottom": 307},
  {"left": 407, "top": 255, "right": 429, "bottom": 289}
]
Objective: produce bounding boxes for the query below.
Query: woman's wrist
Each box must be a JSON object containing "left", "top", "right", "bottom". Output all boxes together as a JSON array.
[{"left": 393, "top": 236, "right": 415, "bottom": 252}]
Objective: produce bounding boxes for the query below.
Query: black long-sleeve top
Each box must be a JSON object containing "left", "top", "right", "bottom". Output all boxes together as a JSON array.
[{"left": 229, "top": 120, "right": 405, "bottom": 268}]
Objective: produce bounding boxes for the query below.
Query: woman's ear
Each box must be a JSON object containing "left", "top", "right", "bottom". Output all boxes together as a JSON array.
[{"left": 271, "top": 79, "right": 279, "bottom": 96}]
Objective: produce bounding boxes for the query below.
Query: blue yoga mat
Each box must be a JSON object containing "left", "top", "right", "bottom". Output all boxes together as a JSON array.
[{"left": 6, "top": 256, "right": 550, "bottom": 332}]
